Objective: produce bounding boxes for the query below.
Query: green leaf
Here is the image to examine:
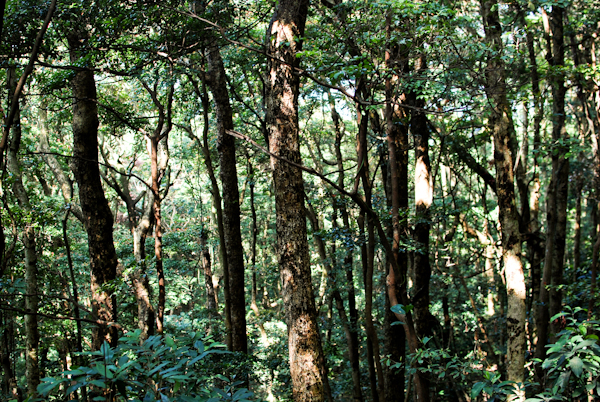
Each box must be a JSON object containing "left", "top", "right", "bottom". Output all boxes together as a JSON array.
[
  {"left": 90, "top": 379, "right": 107, "bottom": 388},
  {"left": 391, "top": 304, "right": 406, "bottom": 315},
  {"left": 551, "top": 312, "right": 568, "bottom": 322},
  {"left": 570, "top": 356, "right": 584, "bottom": 377},
  {"left": 471, "top": 382, "right": 486, "bottom": 398},
  {"left": 37, "top": 378, "right": 61, "bottom": 396},
  {"left": 95, "top": 363, "right": 114, "bottom": 379}
]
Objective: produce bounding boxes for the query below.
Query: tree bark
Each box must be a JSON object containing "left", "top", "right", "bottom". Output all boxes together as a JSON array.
[
  {"left": 188, "top": 78, "right": 232, "bottom": 348},
  {"left": 67, "top": 28, "right": 119, "bottom": 349},
  {"left": 206, "top": 44, "right": 248, "bottom": 353},
  {"left": 266, "top": 0, "right": 332, "bottom": 399},
  {"left": 480, "top": 1, "right": 527, "bottom": 399},
  {"left": 536, "top": 6, "right": 569, "bottom": 365},
  {"left": 412, "top": 58, "right": 433, "bottom": 348},
  {"left": 6, "top": 67, "right": 39, "bottom": 397},
  {"left": 383, "top": 21, "right": 409, "bottom": 399},
  {"left": 0, "top": 311, "right": 19, "bottom": 400},
  {"left": 200, "top": 230, "right": 219, "bottom": 314},
  {"left": 328, "top": 91, "right": 363, "bottom": 402},
  {"left": 132, "top": 192, "right": 156, "bottom": 339}
]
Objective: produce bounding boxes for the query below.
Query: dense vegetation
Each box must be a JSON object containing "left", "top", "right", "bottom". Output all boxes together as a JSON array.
[{"left": 1, "top": 0, "right": 600, "bottom": 401}]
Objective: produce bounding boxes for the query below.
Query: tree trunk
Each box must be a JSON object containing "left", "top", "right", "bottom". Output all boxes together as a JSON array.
[
  {"left": 536, "top": 6, "right": 569, "bottom": 364},
  {"left": 6, "top": 67, "right": 39, "bottom": 397},
  {"left": 383, "top": 26, "right": 409, "bottom": 399},
  {"left": 480, "top": 1, "right": 527, "bottom": 399},
  {"left": 547, "top": 7, "right": 569, "bottom": 335},
  {"left": 67, "top": 28, "right": 119, "bottom": 349},
  {"left": 411, "top": 60, "right": 433, "bottom": 402},
  {"left": 412, "top": 58, "right": 433, "bottom": 348},
  {"left": 206, "top": 44, "right": 248, "bottom": 353},
  {"left": 200, "top": 231, "right": 218, "bottom": 314},
  {"left": 0, "top": 311, "right": 19, "bottom": 400},
  {"left": 150, "top": 134, "right": 166, "bottom": 334},
  {"left": 132, "top": 192, "right": 156, "bottom": 340},
  {"left": 188, "top": 79, "right": 233, "bottom": 348},
  {"left": 328, "top": 90, "right": 362, "bottom": 402},
  {"left": 266, "top": 0, "right": 331, "bottom": 399}
]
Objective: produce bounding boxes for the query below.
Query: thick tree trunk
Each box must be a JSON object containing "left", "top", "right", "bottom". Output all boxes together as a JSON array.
[
  {"left": 480, "top": 1, "right": 527, "bottom": 400},
  {"left": 412, "top": 65, "right": 432, "bottom": 346},
  {"left": 6, "top": 68, "right": 39, "bottom": 397},
  {"left": 383, "top": 31, "right": 409, "bottom": 400},
  {"left": 266, "top": 0, "right": 331, "bottom": 399},
  {"left": 67, "top": 29, "right": 119, "bottom": 349},
  {"left": 206, "top": 45, "right": 248, "bottom": 353}
]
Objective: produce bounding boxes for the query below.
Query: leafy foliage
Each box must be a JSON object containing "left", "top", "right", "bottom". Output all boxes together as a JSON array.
[
  {"left": 527, "top": 309, "right": 600, "bottom": 401},
  {"left": 37, "top": 330, "right": 256, "bottom": 402}
]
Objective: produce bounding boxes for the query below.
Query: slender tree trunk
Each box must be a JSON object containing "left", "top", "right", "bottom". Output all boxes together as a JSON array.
[
  {"left": 206, "top": 45, "right": 247, "bottom": 353},
  {"left": 200, "top": 231, "right": 218, "bottom": 314},
  {"left": 188, "top": 79, "right": 233, "bottom": 348},
  {"left": 67, "top": 28, "right": 119, "bottom": 349},
  {"left": 132, "top": 193, "right": 156, "bottom": 339},
  {"left": 480, "top": 1, "right": 527, "bottom": 399},
  {"left": 266, "top": 0, "right": 331, "bottom": 399},
  {"left": 536, "top": 7, "right": 570, "bottom": 364},
  {"left": 0, "top": 311, "right": 19, "bottom": 400},
  {"left": 150, "top": 134, "right": 166, "bottom": 334},
  {"left": 589, "top": 37, "right": 600, "bottom": 319},
  {"left": 6, "top": 67, "right": 39, "bottom": 397},
  {"left": 63, "top": 207, "right": 87, "bottom": 401},
  {"left": 246, "top": 154, "right": 268, "bottom": 342},
  {"left": 37, "top": 105, "right": 84, "bottom": 222},
  {"left": 328, "top": 90, "right": 363, "bottom": 402},
  {"left": 547, "top": 10, "right": 569, "bottom": 334}
]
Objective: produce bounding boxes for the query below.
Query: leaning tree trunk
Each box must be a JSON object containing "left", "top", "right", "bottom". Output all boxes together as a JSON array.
[
  {"left": 67, "top": 29, "right": 119, "bottom": 349},
  {"left": 480, "top": 0, "right": 527, "bottom": 400},
  {"left": 266, "top": 0, "right": 332, "bottom": 399},
  {"left": 206, "top": 44, "right": 248, "bottom": 354}
]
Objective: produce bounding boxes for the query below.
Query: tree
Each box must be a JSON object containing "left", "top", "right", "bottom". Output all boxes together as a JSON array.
[
  {"left": 266, "top": 0, "right": 332, "bottom": 399},
  {"left": 66, "top": 18, "right": 119, "bottom": 350},
  {"left": 480, "top": 0, "right": 527, "bottom": 398}
]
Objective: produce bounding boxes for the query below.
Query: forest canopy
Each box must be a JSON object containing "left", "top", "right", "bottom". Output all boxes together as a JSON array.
[{"left": 1, "top": 0, "right": 600, "bottom": 401}]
